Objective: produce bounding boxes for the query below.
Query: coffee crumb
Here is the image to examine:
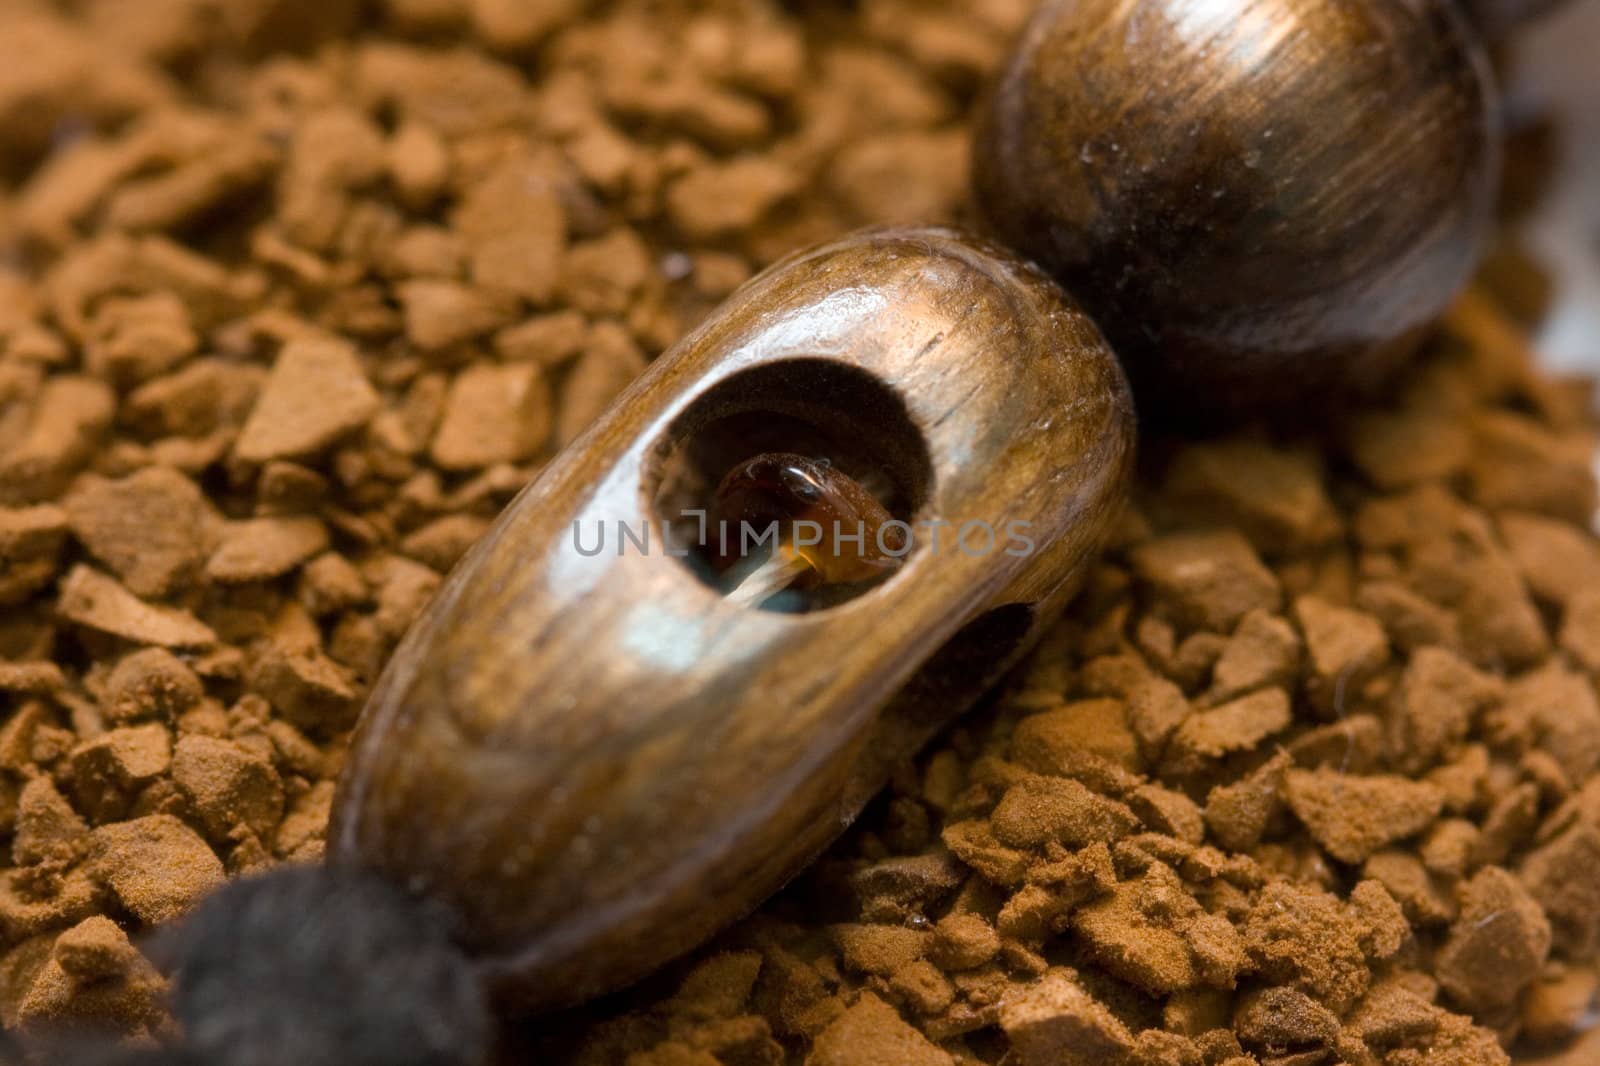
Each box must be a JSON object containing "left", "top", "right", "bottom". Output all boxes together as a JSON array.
[
  {"left": 998, "top": 968, "right": 1132, "bottom": 1066},
  {"left": 430, "top": 363, "right": 551, "bottom": 472},
  {"left": 1130, "top": 530, "right": 1281, "bottom": 632},
  {"left": 87, "top": 815, "right": 223, "bottom": 925},
  {"left": 233, "top": 340, "right": 379, "bottom": 464},
  {"left": 1436, "top": 865, "right": 1551, "bottom": 1013},
  {"left": 1285, "top": 769, "right": 1445, "bottom": 865},
  {"left": 205, "top": 517, "right": 329, "bottom": 584},
  {"left": 57, "top": 566, "right": 217, "bottom": 648},
  {"left": 808, "top": 993, "right": 952, "bottom": 1066}
]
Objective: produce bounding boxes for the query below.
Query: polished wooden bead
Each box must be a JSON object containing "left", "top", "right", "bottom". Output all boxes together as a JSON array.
[
  {"left": 973, "top": 0, "right": 1500, "bottom": 417},
  {"left": 328, "top": 227, "right": 1134, "bottom": 1011}
]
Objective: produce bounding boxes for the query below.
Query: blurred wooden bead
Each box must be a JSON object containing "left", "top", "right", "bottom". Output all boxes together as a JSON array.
[{"left": 974, "top": 0, "right": 1500, "bottom": 417}]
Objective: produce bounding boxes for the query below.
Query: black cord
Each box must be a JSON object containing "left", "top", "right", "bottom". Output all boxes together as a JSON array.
[{"left": 45, "top": 865, "right": 491, "bottom": 1066}]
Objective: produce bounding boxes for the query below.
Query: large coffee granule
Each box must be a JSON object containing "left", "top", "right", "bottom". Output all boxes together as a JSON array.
[{"left": 1, "top": 1, "right": 1597, "bottom": 1064}]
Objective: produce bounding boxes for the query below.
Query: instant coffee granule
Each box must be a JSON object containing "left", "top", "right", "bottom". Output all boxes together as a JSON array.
[{"left": 0, "top": 1, "right": 1597, "bottom": 1064}]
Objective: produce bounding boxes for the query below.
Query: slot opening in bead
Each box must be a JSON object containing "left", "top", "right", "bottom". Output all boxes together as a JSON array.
[{"left": 646, "top": 358, "right": 932, "bottom": 612}]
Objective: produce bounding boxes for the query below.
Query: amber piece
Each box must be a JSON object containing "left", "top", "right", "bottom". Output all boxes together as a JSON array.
[{"left": 712, "top": 452, "right": 908, "bottom": 591}]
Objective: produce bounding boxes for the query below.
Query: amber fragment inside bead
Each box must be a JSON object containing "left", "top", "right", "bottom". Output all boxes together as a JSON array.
[{"left": 712, "top": 453, "right": 907, "bottom": 602}]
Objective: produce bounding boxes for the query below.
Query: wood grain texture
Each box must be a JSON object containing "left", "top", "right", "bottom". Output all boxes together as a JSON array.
[
  {"left": 973, "top": 0, "right": 1500, "bottom": 419},
  {"left": 327, "top": 227, "right": 1135, "bottom": 1011}
]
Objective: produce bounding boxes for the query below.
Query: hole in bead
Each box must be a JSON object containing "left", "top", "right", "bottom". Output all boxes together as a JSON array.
[{"left": 646, "top": 359, "right": 932, "bottom": 612}]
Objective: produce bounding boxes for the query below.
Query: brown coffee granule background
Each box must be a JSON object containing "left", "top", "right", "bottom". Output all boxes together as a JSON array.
[{"left": 1, "top": 1, "right": 1599, "bottom": 1064}]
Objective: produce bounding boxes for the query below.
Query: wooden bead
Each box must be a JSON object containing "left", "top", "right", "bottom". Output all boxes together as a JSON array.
[
  {"left": 328, "top": 227, "right": 1134, "bottom": 1011},
  {"left": 974, "top": 0, "right": 1500, "bottom": 417}
]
